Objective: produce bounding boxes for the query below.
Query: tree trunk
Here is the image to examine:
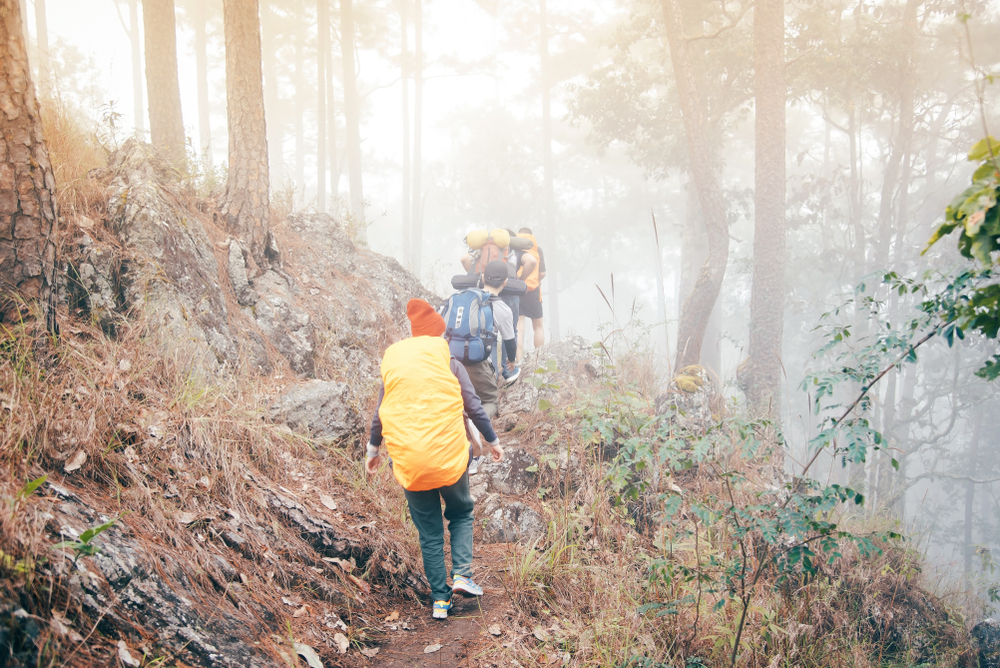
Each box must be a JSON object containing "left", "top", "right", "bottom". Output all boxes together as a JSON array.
[
  {"left": 262, "top": 0, "right": 282, "bottom": 182},
  {"left": 410, "top": 0, "right": 423, "bottom": 273},
  {"left": 222, "top": 0, "right": 271, "bottom": 266},
  {"left": 539, "top": 0, "right": 559, "bottom": 342},
  {"left": 194, "top": 3, "right": 212, "bottom": 164},
  {"left": 0, "top": 0, "right": 59, "bottom": 331},
  {"left": 874, "top": 0, "right": 921, "bottom": 269},
  {"left": 317, "top": 0, "right": 328, "bottom": 213},
  {"left": 326, "top": 10, "right": 339, "bottom": 197},
  {"left": 294, "top": 0, "right": 305, "bottom": 201},
  {"left": 129, "top": 0, "right": 145, "bottom": 135},
  {"left": 744, "top": 0, "right": 786, "bottom": 417},
  {"left": 340, "top": 0, "right": 365, "bottom": 237},
  {"left": 400, "top": 0, "right": 411, "bottom": 270},
  {"left": 34, "top": 0, "right": 49, "bottom": 89},
  {"left": 660, "top": 0, "right": 729, "bottom": 371},
  {"left": 965, "top": 408, "right": 983, "bottom": 575},
  {"left": 143, "top": 0, "right": 186, "bottom": 168}
]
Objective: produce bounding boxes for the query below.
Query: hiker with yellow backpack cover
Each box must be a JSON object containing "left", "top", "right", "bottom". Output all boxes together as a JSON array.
[{"left": 365, "top": 299, "right": 505, "bottom": 620}]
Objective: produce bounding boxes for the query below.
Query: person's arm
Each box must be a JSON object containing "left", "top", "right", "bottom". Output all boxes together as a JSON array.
[
  {"left": 461, "top": 253, "right": 473, "bottom": 273},
  {"left": 450, "top": 359, "right": 497, "bottom": 443},
  {"left": 518, "top": 253, "right": 537, "bottom": 278},
  {"left": 366, "top": 385, "right": 386, "bottom": 474},
  {"left": 493, "top": 300, "right": 517, "bottom": 367}
]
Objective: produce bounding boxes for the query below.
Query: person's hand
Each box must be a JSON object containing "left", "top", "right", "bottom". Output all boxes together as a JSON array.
[
  {"left": 486, "top": 440, "right": 504, "bottom": 463},
  {"left": 506, "top": 361, "right": 515, "bottom": 372},
  {"left": 365, "top": 443, "right": 381, "bottom": 475}
]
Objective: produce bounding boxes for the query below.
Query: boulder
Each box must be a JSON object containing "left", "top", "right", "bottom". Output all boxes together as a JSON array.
[
  {"left": 269, "top": 380, "right": 364, "bottom": 442},
  {"left": 973, "top": 618, "right": 1000, "bottom": 668},
  {"left": 478, "top": 495, "right": 546, "bottom": 544},
  {"left": 478, "top": 447, "right": 538, "bottom": 496}
]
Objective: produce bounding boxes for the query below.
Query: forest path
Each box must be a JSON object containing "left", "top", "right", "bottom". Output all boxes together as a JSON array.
[{"left": 357, "top": 547, "right": 516, "bottom": 667}]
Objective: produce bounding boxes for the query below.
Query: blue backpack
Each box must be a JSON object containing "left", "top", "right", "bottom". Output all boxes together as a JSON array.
[{"left": 440, "top": 289, "right": 495, "bottom": 363}]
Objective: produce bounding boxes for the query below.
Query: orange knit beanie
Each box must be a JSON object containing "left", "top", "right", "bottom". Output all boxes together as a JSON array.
[{"left": 407, "top": 299, "right": 446, "bottom": 337}]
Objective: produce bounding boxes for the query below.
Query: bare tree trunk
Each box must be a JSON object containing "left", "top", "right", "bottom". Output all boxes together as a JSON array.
[
  {"left": 326, "top": 10, "right": 339, "bottom": 197},
  {"left": 294, "top": 0, "right": 305, "bottom": 200},
  {"left": 143, "top": 0, "right": 186, "bottom": 168},
  {"left": 965, "top": 408, "right": 983, "bottom": 575},
  {"left": 317, "top": 0, "right": 328, "bottom": 213},
  {"left": 194, "top": 3, "right": 212, "bottom": 164},
  {"left": 0, "top": 0, "right": 59, "bottom": 331},
  {"left": 262, "top": 0, "right": 282, "bottom": 182},
  {"left": 340, "top": 0, "right": 365, "bottom": 237},
  {"left": 410, "top": 0, "right": 423, "bottom": 271},
  {"left": 400, "top": 0, "right": 411, "bottom": 269},
  {"left": 34, "top": 0, "right": 49, "bottom": 89},
  {"left": 660, "top": 0, "right": 729, "bottom": 370},
  {"left": 539, "top": 0, "right": 559, "bottom": 341},
  {"left": 129, "top": 0, "right": 145, "bottom": 135},
  {"left": 744, "top": 0, "right": 786, "bottom": 417},
  {"left": 222, "top": 0, "right": 271, "bottom": 266},
  {"left": 874, "top": 0, "right": 921, "bottom": 270}
]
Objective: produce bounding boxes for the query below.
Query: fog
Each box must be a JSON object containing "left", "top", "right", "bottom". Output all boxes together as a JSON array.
[{"left": 21, "top": 0, "right": 1000, "bottom": 609}]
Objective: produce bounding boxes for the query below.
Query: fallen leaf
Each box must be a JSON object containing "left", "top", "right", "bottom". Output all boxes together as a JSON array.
[
  {"left": 118, "top": 359, "right": 131, "bottom": 372},
  {"left": 533, "top": 626, "right": 550, "bottom": 642},
  {"left": 333, "top": 632, "right": 350, "bottom": 654},
  {"left": 323, "top": 557, "right": 353, "bottom": 572},
  {"left": 177, "top": 512, "right": 198, "bottom": 525},
  {"left": 319, "top": 494, "right": 337, "bottom": 510},
  {"left": 384, "top": 611, "right": 399, "bottom": 622},
  {"left": 360, "top": 647, "right": 380, "bottom": 658},
  {"left": 117, "top": 641, "right": 141, "bottom": 667},
  {"left": 488, "top": 624, "right": 502, "bottom": 636},
  {"left": 347, "top": 573, "right": 371, "bottom": 594},
  {"left": 424, "top": 644, "right": 442, "bottom": 654},
  {"left": 293, "top": 605, "right": 309, "bottom": 618},
  {"left": 294, "top": 641, "right": 325, "bottom": 667},
  {"left": 64, "top": 450, "right": 86, "bottom": 473},
  {"left": 281, "top": 596, "right": 299, "bottom": 607},
  {"left": 349, "top": 521, "right": 375, "bottom": 531}
]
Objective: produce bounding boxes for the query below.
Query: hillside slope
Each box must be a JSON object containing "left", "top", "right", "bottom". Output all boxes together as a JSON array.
[{"left": 0, "top": 143, "right": 986, "bottom": 668}]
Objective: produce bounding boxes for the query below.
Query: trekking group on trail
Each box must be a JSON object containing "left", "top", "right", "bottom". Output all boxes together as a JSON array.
[{"left": 365, "top": 229, "right": 547, "bottom": 619}]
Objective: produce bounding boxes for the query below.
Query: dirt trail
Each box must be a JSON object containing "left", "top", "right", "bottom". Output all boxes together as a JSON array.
[{"left": 360, "top": 548, "right": 514, "bottom": 667}]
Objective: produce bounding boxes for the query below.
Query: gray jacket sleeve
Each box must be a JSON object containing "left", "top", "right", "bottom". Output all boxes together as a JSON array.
[
  {"left": 368, "top": 384, "right": 385, "bottom": 446},
  {"left": 451, "top": 358, "right": 498, "bottom": 443}
]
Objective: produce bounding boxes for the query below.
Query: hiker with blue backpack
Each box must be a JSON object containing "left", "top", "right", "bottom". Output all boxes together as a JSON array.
[{"left": 440, "top": 260, "right": 518, "bottom": 475}]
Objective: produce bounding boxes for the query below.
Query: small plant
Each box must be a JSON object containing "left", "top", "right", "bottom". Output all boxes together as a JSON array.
[
  {"left": 8, "top": 474, "right": 47, "bottom": 519},
  {"left": 51, "top": 515, "right": 122, "bottom": 561}
]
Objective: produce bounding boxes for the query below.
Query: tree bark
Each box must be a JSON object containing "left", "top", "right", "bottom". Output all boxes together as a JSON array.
[
  {"left": 0, "top": 0, "right": 59, "bottom": 331},
  {"left": 222, "top": 0, "right": 271, "bottom": 266},
  {"left": 326, "top": 8, "right": 339, "bottom": 197},
  {"left": 33, "top": 0, "right": 48, "bottom": 88},
  {"left": 340, "top": 0, "right": 365, "bottom": 237},
  {"left": 194, "top": 2, "right": 212, "bottom": 164},
  {"left": 143, "top": 0, "right": 186, "bottom": 168},
  {"left": 294, "top": 0, "right": 305, "bottom": 201},
  {"left": 400, "top": 0, "right": 411, "bottom": 270},
  {"left": 129, "top": 0, "right": 145, "bottom": 135},
  {"left": 262, "top": 0, "right": 282, "bottom": 181},
  {"left": 540, "top": 0, "right": 559, "bottom": 341},
  {"left": 317, "top": 0, "right": 328, "bottom": 213},
  {"left": 410, "top": 0, "right": 423, "bottom": 272},
  {"left": 964, "top": 408, "right": 983, "bottom": 575},
  {"left": 744, "top": 0, "right": 786, "bottom": 417},
  {"left": 660, "top": 0, "right": 729, "bottom": 370}
]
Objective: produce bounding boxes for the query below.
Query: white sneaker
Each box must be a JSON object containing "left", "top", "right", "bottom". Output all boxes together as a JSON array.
[{"left": 468, "top": 455, "right": 484, "bottom": 475}]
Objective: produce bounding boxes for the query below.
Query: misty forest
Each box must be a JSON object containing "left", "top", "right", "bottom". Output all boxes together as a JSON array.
[{"left": 2, "top": 0, "right": 1000, "bottom": 665}]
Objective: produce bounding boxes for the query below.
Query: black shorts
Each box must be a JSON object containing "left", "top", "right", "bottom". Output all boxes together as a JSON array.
[{"left": 521, "top": 287, "right": 543, "bottom": 320}]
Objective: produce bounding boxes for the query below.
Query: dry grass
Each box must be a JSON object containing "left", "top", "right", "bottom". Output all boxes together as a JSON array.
[{"left": 38, "top": 92, "right": 109, "bottom": 221}]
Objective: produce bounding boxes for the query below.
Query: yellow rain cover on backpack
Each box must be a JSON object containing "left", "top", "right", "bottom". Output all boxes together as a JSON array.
[
  {"left": 465, "top": 228, "right": 510, "bottom": 250},
  {"left": 378, "top": 336, "right": 469, "bottom": 491}
]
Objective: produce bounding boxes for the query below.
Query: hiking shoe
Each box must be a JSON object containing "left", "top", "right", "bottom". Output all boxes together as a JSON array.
[
  {"left": 502, "top": 366, "right": 521, "bottom": 386},
  {"left": 432, "top": 599, "right": 452, "bottom": 620},
  {"left": 452, "top": 574, "right": 484, "bottom": 597},
  {"left": 468, "top": 455, "right": 484, "bottom": 476}
]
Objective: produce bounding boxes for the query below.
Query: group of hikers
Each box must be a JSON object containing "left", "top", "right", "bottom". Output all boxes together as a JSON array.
[{"left": 365, "top": 228, "right": 546, "bottom": 620}]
